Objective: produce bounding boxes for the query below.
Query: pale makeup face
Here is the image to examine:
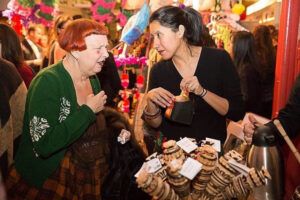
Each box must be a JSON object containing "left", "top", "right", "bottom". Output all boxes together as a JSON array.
[
  {"left": 150, "top": 21, "right": 181, "bottom": 60},
  {"left": 76, "top": 34, "right": 109, "bottom": 76}
]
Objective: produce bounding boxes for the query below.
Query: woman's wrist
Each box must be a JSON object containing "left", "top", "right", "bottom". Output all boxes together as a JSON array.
[
  {"left": 142, "top": 105, "right": 161, "bottom": 120},
  {"left": 196, "top": 86, "right": 207, "bottom": 98},
  {"left": 199, "top": 88, "right": 207, "bottom": 98}
]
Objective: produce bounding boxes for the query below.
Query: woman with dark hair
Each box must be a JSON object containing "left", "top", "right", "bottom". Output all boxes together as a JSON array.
[
  {"left": 143, "top": 6, "right": 244, "bottom": 144},
  {"left": 253, "top": 25, "right": 276, "bottom": 118},
  {"left": 0, "top": 23, "right": 34, "bottom": 88},
  {"left": 5, "top": 19, "right": 110, "bottom": 199},
  {"left": 231, "top": 31, "right": 262, "bottom": 114}
]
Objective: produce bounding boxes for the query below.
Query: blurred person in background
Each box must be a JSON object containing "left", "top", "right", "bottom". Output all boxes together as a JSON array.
[
  {"left": 268, "top": 25, "right": 278, "bottom": 50},
  {"left": 0, "top": 1, "right": 26, "bottom": 199},
  {"left": 231, "top": 31, "right": 262, "bottom": 114},
  {"left": 97, "top": 51, "right": 122, "bottom": 108},
  {"left": 0, "top": 23, "right": 34, "bottom": 88},
  {"left": 21, "top": 24, "right": 43, "bottom": 73},
  {"left": 253, "top": 25, "right": 276, "bottom": 118},
  {"left": 47, "top": 15, "right": 72, "bottom": 66}
]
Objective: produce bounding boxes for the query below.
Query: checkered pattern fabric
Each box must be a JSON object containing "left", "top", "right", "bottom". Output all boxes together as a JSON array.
[{"left": 5, "top": 151, "right": 109, "bottom": 200}]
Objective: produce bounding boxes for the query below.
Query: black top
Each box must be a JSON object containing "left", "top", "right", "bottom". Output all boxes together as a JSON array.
[
  {"left": 268, "top": 74, "right": 300, "bottom": 143},
  {"left": 239, "top": 63, "right": 262, "bottom": 114},
  {"left": 97, "top": 52, "right": 122, "bottom": 107},
  {"left": 148, "top": 47, "right": 245, "bottom": 143},
  {"left": 21, "top": 39, "right": 42, "bottom": 73},
  {"left": 0, "top": 58, "right": 23, "bottom": 126}
]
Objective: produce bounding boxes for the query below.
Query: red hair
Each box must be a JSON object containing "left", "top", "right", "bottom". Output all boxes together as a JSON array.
[{"left": 58, "top": 19, "right": 108, "bottom": 52}]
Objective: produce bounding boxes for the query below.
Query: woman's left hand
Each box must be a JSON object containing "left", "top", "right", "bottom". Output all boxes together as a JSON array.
[{"left": 180, "top": 76, "right": 203, "bottom": 95}]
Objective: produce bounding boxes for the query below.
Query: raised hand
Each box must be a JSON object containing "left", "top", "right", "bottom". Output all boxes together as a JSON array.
[
  {"left": 243, "top": 114, "right": 262, "bottom": 144},
  {"left": 180, "top": 76, "right": 204, "bottom": 95},
  {"left": 146, "top": 87, "right": 174, "bottom": 108},
  {"left": 86, "top": 91, "right": 107, "bottom": 113}
]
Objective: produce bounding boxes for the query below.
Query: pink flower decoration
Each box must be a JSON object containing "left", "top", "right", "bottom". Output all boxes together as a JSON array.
[
  {"left": 91, "top": 0, "right": 116, "bottom": 23},
  {"left": 138, "top": 57, "right": 147, "bottom": 65},
  {"left": 39, "top": 3, "right": 54, "bottom": 14},
  {"left": 121, "top": 0, "right": 127, "bottom": 7},
  {"left": 114, "top": 56, "right": 148, "bottom": 67}
]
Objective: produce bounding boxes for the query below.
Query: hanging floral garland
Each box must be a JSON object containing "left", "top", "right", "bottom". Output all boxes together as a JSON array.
[
  {"left": 91, "top": 0, "right": 130, "bottom": 27},
  {"left": 115, "top": 55, "right": 147, "bottom": 114},
  {"left": 17, "top": 0, "right": 35, "bottom": 7},
  {"left": 37, "top": 0, "right": 55, "bottom": 25},
  {"left": 114, "top": 55, "right": 147, "bottom": 68},
  {"left": 91, "top": 0, "right": 116, "bottom": 23},
  {"left": 3, "top": 0, "right": 55, "bottom": 27}
]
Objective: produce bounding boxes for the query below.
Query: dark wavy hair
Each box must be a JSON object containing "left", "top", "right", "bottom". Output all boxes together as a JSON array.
[
  {"left": 232, "top": 31, "right": 260, "bottom": 76},
  {"left": 0, "top": 23, "right": 24, "bottom": 68},
  {"left": 253, "top": 25, "right": 276, "bottom": 78},
  {"left": 150, "top": 5, "right": 203, "bottom": 46}
]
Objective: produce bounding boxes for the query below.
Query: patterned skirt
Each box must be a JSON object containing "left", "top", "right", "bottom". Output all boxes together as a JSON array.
[{"left": 5, "top": 151, "right": 109, "bottom": 200}]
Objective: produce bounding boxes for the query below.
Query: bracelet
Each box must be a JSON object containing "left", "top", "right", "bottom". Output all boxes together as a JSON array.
[
  {"left": 142, "top": 105, "right": 161, "bottom": 120},
  {"left": 199, "top": 88, "right": 207, "bottom": 98}
]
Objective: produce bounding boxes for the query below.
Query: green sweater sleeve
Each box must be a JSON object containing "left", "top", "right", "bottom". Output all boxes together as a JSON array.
[{"left": 27, "top": 73, "right": 96, "bottom": 158}]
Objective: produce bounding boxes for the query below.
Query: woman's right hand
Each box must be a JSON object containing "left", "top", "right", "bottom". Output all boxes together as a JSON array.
[
  {"left": 86, "top": 91, "right": 107, "bottom": 113},
  {"left": 146, "top": 87, "right": 174, "bottom": 108}
]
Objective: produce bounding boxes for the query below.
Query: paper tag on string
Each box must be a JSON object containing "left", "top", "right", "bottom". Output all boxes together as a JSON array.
[
  {"left": 177, "top": 137, "right": 198, "bottom": 153},
  {"left": 180, "top": 157, "right": 202, "bottom": 180}
]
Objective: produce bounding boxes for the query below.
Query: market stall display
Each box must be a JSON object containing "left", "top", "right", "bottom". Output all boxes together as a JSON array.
[{"left": 136, "top": 138, "right": 271, "bottom": 200}]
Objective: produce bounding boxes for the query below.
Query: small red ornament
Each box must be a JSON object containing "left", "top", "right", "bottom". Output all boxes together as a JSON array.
[
  {"left": 122, "top": 99, "right": 130, "bottom": 113},
  {"left": 136, "top": 74, "right": 144, "bottom": 89},
  {"left": 121, "top": 72, "right": 129, "bottom": 89},
  {"left": 240, "top": 10, "right": 246, "bottom": 21}
]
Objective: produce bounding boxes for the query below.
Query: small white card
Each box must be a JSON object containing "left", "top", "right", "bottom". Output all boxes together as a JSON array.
[
  {"left": 179, "top": 157, "right": 202, "bottom": 180},
  {"left": 177, "top": 137, "right": 198, "bottom": 153},
  {"left": 146, "top": 158, "right": 162, "bottom": 173},
  {"left": 205, "top": 137, "right": 221, "bottom": 152}
]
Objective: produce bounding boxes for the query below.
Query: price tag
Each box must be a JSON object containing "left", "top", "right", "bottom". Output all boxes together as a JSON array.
[
  {"left": 179, "top": 157, "right": 202, "bottom": 180},
  {"left": 177, "top": 137, "right": 198, "bottom": 153},
  {"left": 146, "top": 158, "right": 162, "bottom": 173},
  {"left": 205, "top": 137, "right": 221, "bottom": 152}
]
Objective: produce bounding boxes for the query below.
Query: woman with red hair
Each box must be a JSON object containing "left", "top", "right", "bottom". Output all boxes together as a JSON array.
[{"left": 5, "top": 19, "right": 110, "bottom": 199}]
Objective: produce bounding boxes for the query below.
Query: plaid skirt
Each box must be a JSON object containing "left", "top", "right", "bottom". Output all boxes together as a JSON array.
[{"left": 5, "top": 151, "right": 109, "bottom": 200}]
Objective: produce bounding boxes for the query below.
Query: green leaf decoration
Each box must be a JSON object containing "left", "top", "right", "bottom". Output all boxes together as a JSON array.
[
  {"left": 42, "top": 0, "right": 56, "bottom": 6},
  {"left": 122, "top": 9, "right": 133, "bottom": 19},
  {"left": 18, "top": 0, "right": 35, "bottom": 7},
  {"left": 97, "top": 6, "right": 110, "bottom": 15},
  {"left": 38, "top": 11, "right": 54, "bottom": 21}
]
